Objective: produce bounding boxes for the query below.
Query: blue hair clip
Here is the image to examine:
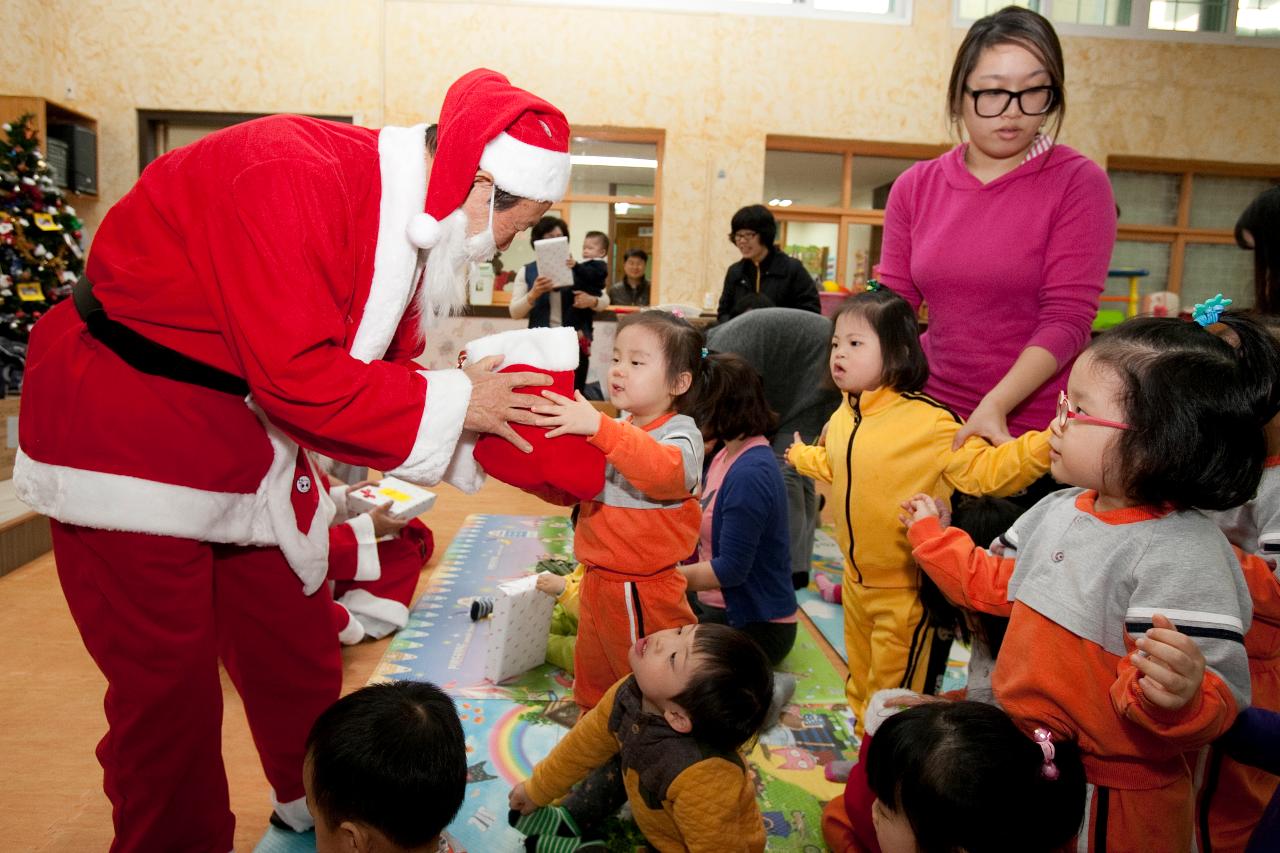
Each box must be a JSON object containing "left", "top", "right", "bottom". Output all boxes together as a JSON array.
[
  {"left": 1192, "top": 293, "right": 1231, "bottom": 327},
  {"left": 700, "top": 347, "right": 708, "bottom": 359}
]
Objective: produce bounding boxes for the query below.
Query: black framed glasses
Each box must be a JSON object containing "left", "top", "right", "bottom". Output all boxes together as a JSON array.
[
  {"left": 729, "top": 230, "right": 759, "bottom": 244},
  {"left": 964, "top": 86, "right": 1058, "bottom": 118}
]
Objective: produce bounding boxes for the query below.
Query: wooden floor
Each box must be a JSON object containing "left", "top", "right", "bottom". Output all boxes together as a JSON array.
[
  {"left": 1, "top": 477, "right": 836, "bottom": 852},
  {"left": 0, "top": 479, "right": 568, "bottom": 852}
]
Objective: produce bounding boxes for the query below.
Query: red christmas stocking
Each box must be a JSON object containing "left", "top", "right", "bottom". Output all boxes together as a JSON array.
[{"left": 469, "top": 327, "right": 606, "bottom": 502}]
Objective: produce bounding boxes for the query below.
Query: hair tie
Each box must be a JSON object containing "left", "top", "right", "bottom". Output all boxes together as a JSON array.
[
  {"left": 1033, "top": 728, "right": 1059, "bottom": 781},
  {"left": 700, "top": 347, "right": 708, "bottom": 359},
  {"left": 865, "top": 279, "right": 882, "bottom": 292},
  {"left": 1192, "top": 293, "right": 1231, "bottom": 327}
]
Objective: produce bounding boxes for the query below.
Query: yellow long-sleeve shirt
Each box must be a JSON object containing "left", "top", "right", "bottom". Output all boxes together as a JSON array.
[
  {"left": 786, "top": 386, "right": 1050, "bottom": 589},
  {"left": 525, "top": 677, "right": 765, "bottom": 853}
]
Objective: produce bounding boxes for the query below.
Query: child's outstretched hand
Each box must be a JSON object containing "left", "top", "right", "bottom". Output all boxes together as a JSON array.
[
  {"left": 786, "top": 431, "right": 806, "bottom": 467},
  {"left": 1131, "top": 613, "right": 1206, "bottom": 711},
  {"left": 899, "top": 493, "right": 940, "bottom": 529},
  {"left": 369, "top": 504, "right": 410, "bottom": 538},
  {"left": 532, "top": 390, "right": 602, "bottom": 438},
  {"left": 536, "top": 572, "right": 567, "bottom": 597},
  {"left": 509, "top": 781, "right": 537, "bottom": 816}
]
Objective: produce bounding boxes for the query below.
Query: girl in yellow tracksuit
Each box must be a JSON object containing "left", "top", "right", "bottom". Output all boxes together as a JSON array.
[{"left": 787, "top": 287, "right": 1050, "bottom": 732}]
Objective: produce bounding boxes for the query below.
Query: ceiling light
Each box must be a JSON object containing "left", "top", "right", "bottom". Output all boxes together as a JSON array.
[{"left": 570, "top": 155, "right": 657, "bottom": 169}]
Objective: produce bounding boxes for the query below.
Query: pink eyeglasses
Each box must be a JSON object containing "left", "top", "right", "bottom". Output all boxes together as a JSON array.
[{"left": 1056, "top": 390, "right": 1131, "bottom": 431}]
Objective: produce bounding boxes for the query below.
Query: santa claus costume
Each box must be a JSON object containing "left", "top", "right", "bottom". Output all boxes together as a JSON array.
[{"left": 16, "top": 69, "right": 570, "bottom": 851}]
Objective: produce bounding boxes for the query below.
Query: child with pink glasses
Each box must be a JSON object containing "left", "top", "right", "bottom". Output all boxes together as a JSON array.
[{"left": 900, "top": 303, "right": 1267, "bottom": 852}]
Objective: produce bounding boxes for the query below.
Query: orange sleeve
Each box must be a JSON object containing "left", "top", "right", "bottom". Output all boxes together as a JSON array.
[
  {"left": 1237, "top": 546, "right": 1280, "bottom": 627},
  {"left": 525, "top": 679, "right": 623, "bottom": 805},
  {"left": 1110, "top": 660, "right": 1237, "bottom": 748},
  {"left": 907, "top": 516, "right": 1017, "bottom": 616},
  {"left": 588, "top": 415, "right": 692, "bottom": 501}
]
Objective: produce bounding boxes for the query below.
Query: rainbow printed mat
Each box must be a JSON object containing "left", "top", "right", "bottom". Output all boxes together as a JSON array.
[{"left": 255, "top": 514, "right": 857, "bottom": 853}]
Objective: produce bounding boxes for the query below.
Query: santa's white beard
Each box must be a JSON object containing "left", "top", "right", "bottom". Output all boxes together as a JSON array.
[{"left": 417, "top": 208, "right": 498, "bottom": 332}]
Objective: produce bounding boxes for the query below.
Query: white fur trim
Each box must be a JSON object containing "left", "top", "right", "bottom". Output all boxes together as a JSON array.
[
  {"left": 334, "top": 602, "right": 366, "bottom": 645},
  {"left": 329, "top": 484, "right": 351, "bottom": 524},
  {"left": 479, "top": 131, "right": 570, "bottom": 203},
  {"left": 346, "top": 512, "right": 382, "bottom": 582},
  {"left": 441, "top": 430, "right": 486, "bottom": 495},
  {"left": 463, "top": 326, "right": 579, "bottom": 372},
  {"left": 864, "top": 689, "right": 919, "bottom": 737},
  {"left": 271, "top": 791, "right": 314, "bottom": 832},
  {"left": 14, "top": 402, "right": 337, "bottom": 595},
  {"left": 339, "top": 588, "right": 411, "bottom": 639},
  {"left": 386, "top": 369, "right": 473, "bottom": 486},
  {"left": 406, "top": 213, "right": 442, "bottom": 250},
  {"left": 351, "top": 124, "right": 428, "bottom": 364}
]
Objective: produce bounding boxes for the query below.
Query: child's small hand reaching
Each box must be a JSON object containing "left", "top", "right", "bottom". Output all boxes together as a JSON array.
[
  {"left": 535, "top": 572, "right": 567, "bottom": 597},
  {"left": 898, "top": 493, "right": 941, "bottom": 529},
  {"left": 369, "top": 504, "right": 409, "bottom": 538},
  {"left": 532, "top": 390, "right": 602, "bottom": 438},
  {"left": 509, "top": 781, "right": 537, "bottom": 816},
  {"left": 786, "top": 431, "right": 806, "bottom": 467},
  {"left": 1131, "top": 613, "right": 1206, "bottom": 711}
]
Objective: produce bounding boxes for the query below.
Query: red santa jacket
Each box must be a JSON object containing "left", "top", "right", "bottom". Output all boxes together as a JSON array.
[{"left": 15, "top": 116, "right": 474, "bottom": 591}]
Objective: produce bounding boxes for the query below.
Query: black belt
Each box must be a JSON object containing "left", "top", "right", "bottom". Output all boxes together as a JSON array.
[{"left": 72, "top": 276, "right": 250, "bottom": 397}]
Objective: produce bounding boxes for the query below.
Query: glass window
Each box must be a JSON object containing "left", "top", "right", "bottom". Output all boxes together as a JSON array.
[
  {"left": 1237, "top": 0, "right": 1280, "bottom": 36},
  {"left": 764, "top": 150, "right": 843, "bottom": 208},
  {"left": 1182, "top": 243, "right": 1255, "bottom": 309},
  {"left": 568, "top": 138, "right": 657, "bottom": 198},
  {"left": 781, "top": 221, "right": 839, "bottom": 285},
  {"left": 1148, "top": 0, "right": 1230, "bottom": 32},
  {"left": 1188, "top": 175, "right": 1279, "bottom": 230},
  {"left": 844, "top": 223, "right": 884, "bottom": 289},
  {"left": 1051, "top": 0, "right": 1132, "bottom": 25},
  {"left": 958, "top": 0, "right": 1036, "bottom": 18},
  {"left": 849, "top": 156, "right": 917, "bottom": 210},
  {"left": 1110, "top": 171, "right": 1179, "bottom": 227},
  {"left": 816, "top": 0, "right": 895, "bottom": 11},
  {"left": 1109, "top": 241, "right": 1172, "bottom": 294}
]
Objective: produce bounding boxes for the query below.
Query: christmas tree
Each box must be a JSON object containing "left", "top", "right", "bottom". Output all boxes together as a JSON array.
[{"left": 0, "top": 113, "right": 84, "bottom": 342}]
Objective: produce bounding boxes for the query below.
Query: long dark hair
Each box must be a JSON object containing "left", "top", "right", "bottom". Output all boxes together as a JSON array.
[
  {"left": 948, "top": 6, "right": 1066, "bottom": 141},
  {"left": 1236, "top": 186, "right": 1280, "bottom": 315},
  {"left": 1088, "top": 315, "right": 1267, "bottom": 510},
  {"left": 866, "top": 701, "right": 1085, "bottom": 853}
]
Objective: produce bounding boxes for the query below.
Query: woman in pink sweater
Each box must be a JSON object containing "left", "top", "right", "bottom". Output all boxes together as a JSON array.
[{"left": 879, "top": 7, "right": 1116, "bottom": 445}]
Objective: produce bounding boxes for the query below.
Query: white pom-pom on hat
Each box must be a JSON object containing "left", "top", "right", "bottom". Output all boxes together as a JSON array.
[{"left": 406, "top": 212, "right": 443, "bottom": 249}]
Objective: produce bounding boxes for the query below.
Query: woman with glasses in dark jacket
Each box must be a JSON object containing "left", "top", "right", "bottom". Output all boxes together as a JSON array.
[{"left": 717, "top": 204, "right": 821, "bottom": 323}]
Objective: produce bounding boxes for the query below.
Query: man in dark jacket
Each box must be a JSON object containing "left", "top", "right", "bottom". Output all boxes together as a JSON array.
[{"left": 717, "top": 204, "right": 821, "bottom": 322}]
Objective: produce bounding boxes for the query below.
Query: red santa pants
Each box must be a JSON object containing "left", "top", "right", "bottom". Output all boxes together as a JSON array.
[{"left": 51, "top": 520, "right": 342, "bottom": 853}]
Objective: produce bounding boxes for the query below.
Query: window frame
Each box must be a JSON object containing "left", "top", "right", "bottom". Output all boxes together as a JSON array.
[
  {"left": 559, "top": 126, "right": 665, "bottom": 300},
  {"left": 1107, "top": 154, "right": 1280, "bottom": 301},
  {"left": 497, "top": 0, "right": 913, "bottom": 26},
  {"left": 953, "top": 0, "right": 1280, "bottom": 45},
  {"left": 764, "top": 135, "right": 950, "bottom": 287}
]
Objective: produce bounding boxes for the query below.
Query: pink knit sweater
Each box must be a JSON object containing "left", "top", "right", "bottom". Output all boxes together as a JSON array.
[{"left": 879, "top": 144, "right": 1116, "bottom": 435}]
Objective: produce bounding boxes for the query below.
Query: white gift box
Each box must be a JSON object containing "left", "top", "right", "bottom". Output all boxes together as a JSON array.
[
  {"left": 483, "top": 574, "right": 556, "bottom": 683},
  {"left": 346, "top": 477, "right": 437, "bottom": 520}
]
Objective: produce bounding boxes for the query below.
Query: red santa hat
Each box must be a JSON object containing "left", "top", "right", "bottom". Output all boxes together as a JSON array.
[{"left": 406, "top": 69, "right": 572, "bottom": 249}]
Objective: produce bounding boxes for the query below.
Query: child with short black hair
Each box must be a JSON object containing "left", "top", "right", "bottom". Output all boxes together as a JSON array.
[
  {"left": 305, "top": 680, "right": 467, "bottom": 853},
  {"left": 903, "top": 309, "right": 1260, "bottom": 851},
  {"left": 509, "top": 622, "right": 772, "bottom": 852},
  {"left": 787, "top": 287, "right": 1051, "bottom": 731},
  {"left": 824, "top": 697, "right": 1086, "bottom": 853}
]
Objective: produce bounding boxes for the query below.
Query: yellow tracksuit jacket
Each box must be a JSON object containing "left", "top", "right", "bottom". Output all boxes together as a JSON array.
[{"left": 786, "top": 385, "right": 1050, "bottom": 722}]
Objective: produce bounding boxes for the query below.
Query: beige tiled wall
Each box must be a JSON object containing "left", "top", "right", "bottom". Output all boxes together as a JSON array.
[{"left": 9, "top": 0, "right": 1280, "bottom": 307}]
